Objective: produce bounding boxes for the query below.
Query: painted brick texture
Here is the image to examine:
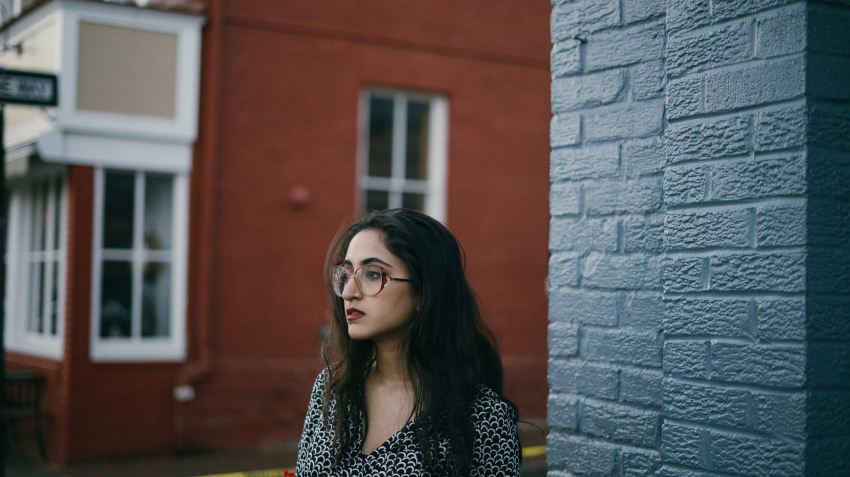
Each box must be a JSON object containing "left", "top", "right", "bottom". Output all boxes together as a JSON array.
[
  {"left": 550, "top": 0, "right": 850, "bottom": 476},
  {"left": 548, "top": 0, "right": 665, "bottom": 474}
]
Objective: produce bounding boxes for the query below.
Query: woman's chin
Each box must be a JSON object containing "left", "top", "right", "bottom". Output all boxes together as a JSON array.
[{"left": 346, "top": 326, "right": 371, "bottom": 341}]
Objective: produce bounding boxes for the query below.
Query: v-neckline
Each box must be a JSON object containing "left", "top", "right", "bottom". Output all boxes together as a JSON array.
[
  {"left": 358, "top": 358, "right": 417, "bottom": 457},
  {"left": 358, "top": 408, "right": 416, "bottom": 457}
]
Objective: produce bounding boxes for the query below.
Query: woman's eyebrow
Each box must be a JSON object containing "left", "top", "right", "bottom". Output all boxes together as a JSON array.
[{"left": 341, "top": 257, "right": 394, "bottom": 268}]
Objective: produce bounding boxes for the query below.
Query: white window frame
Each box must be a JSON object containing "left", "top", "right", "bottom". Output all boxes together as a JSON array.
[
  {"left": 3, "top": 173, "right": 68, "bottom": 360},
  {"left": 90, "top": 167, "right": 188, "bottom": 362},
  {"left": 357, "top": 88, "right": 449, "bottom": 222}
]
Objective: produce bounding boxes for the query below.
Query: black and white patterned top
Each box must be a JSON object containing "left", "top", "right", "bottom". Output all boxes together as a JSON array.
[{"left": 296, "top": 370, "right": 521, "bottom": 476}]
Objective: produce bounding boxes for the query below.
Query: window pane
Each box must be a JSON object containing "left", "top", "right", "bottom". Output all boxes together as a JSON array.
[
  {"left": 52, "top": 178, "right": 61, "bottom": 250},
  {"left": 144, "top": 174, "right": 173, "bottom": 250},
  {"left": 405, "top": 101, "right": 430, "bottom": 180},
  {"left": 30, "top": 183, "right": 45, "bottom": 253},
  {"left": 402, "top": 192, "right": 425, "bottom": 212},
  {"left": 27, "top": 261, "right": 43, "bottom": 333},
  {"left": 100, "top": 261, "right": 132, "bottom": 338},
  {"left": 365, "top": 190, "right": 389, "bottom": 211},
  {"left": 103, "top": 171, "right": 135, "bottom": 249},
  {"left": 142, "top": 262, "right": 171, "bottom": 338},
  {"left": 50, "top": 261, "right": 59, "bottom": 335},
  {"left": 38, "top": 183, "right": 48, "bottom": 251},
  {"left": 368, "top": 97, "right": 393, "bottom": 178}
]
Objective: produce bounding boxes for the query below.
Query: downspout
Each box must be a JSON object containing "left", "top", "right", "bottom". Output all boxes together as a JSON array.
[{"left": 174, "top": 0, "right": 223, "bottom": 449}]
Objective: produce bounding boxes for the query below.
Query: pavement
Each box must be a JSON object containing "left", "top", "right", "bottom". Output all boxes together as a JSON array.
[
  {"left": 7, "top": 444, "right": 301, "bottom": 477},
  {"left": 7, "top": 423, "right": 547, "bottom": 476}
]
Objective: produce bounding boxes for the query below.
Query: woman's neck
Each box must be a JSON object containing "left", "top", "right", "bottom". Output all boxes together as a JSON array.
[{"left": 371, "top": 339, "right": 408, "bottom": 385}]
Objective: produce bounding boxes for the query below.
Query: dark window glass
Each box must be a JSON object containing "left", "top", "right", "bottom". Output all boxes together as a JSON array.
[
  {"left": 103, "top": 172, "right": 135, "bottom": 249},
  {"left": 52, "top": 178, "right": 61, "bottom": 249},
  {"left": 50, "top": 263, "right": 59, "bottom": 335},
  {"left": 368, "top": 97, "right": 394, "bottom": 178},
  {"left": 365, "top": 190, "right": 389, "bottom": 211},
  {"left": 402, "top": 192, "right": 425, "bottom": 212},
  {"left": 405, "top": 101, "right": 430, "bottom": 180},
  {"left": 38, "top": 183, "right": 48, "bottom": 251},
  {"left": 100, "top": 261, "right": 133, "bottom": 338}
]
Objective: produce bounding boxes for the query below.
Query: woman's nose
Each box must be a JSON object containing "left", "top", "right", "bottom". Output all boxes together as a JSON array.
[{"left": 341, "top": 277, "right": 360, "bottom": 300}]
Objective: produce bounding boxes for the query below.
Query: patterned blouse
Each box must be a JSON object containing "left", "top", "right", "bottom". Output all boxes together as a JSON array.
[{"left": 295, "top": 370, "right": 521, "bottom": 476}]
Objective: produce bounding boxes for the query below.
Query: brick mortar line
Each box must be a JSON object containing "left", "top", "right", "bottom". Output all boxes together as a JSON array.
[
  {"left": 665, "top": 375, "right": 839, "bottom": 394},
  {"left": 664, "top": 98, "right": 807, "bottom": 127},
  {"left": 662, "top": 197, "right": 806, "bottom": 212},
  {"left": 667, "top": 150, "right": 810, "bottom": 170},
  {"left": 662, "top": 462, "right": 742, "bottom": 477},
  {"left": 549, "top": 392, "right": 662, "bottom": 413},
  {"left": 664, "top": 197, "right": 809, "bottom": 212},
  {"left": 663, "top": 417, "right": 806, "bottom": 444},
  {"left": 548, "top": 428, "right": 661, "bottom": 453},
  {"left": 554, "top": 287, "right": 808, "bottom": 299},
  {"left": 224, "top": 15, "right": 549, "bottom": 70},
  {"left": 551, "top": 358, "right": 663, "bottom": 374},
  {"left": 664, "top": 50, "right": 805, "bottom": 79}
]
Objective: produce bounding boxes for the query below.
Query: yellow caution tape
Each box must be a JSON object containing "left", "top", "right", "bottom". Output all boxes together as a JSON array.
[
  {"left": 195, "top": 469, "right": 295, "bottom": 477},
  {"left": 522, "top": 445, "right": 547, "bottom": 458}
]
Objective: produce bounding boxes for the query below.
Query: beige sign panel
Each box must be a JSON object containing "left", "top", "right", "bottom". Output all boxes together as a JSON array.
[{"left": 76, "top": 22, "right": 178, "bottom": 118}]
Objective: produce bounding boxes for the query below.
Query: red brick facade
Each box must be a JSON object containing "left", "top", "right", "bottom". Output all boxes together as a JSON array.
[{"left": 6, "top": 0, "right": 551, "bottom": 461}]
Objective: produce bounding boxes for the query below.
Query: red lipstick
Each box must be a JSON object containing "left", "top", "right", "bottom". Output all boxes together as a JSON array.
[{"left": 346, "top": 307, "right": 365, "bottom": 321}]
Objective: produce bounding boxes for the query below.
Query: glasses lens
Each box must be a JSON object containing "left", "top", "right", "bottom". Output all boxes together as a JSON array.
[
  {"left": 332, "top": 267, "right": 350, "bottom": 297},
  {"left": 358, "top": 265, "right": 385, "bottom": 296}
]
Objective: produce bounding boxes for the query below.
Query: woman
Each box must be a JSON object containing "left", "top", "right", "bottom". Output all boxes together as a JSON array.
[{"left": 296, "top": 209, "right": 521, "bottom": 476}]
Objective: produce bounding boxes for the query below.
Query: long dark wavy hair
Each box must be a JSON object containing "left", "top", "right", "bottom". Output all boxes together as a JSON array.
[{"left": 321, "top": 208, "right": 519, "bottom": 474}]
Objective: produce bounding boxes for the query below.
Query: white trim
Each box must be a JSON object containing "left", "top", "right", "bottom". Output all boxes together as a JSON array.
[
  {"left": 3, "top": 174, "right": 67, "bottom": 360},
  {"left": 360, "top": 177, "right": 430, "bottom": 193},
  {"left": 2, "top": 0, "right": 203, "bottom": 173},
  {"left": 90, "top": 167, "right": 187, "bottom": 362},
  {"left": 35, "top": 130, "right": 192, "bottom": 173},
  {"left": 427, "top": 97, "right": 449, "bottom": 222},
  {"left": 355, "top": 91, "right": 369, "bottom": 207},
  {"left": 358, "top": 89, "right": 449, "bottom": 222},
  {"left": 57, "top": 0, "right": 203, "bottom": 143},
  {"left": 130, "top": 171, "right": 144, "bottom": 339},
  {"left": 388, "top": 96, "right": 407, "bottom": 209}
]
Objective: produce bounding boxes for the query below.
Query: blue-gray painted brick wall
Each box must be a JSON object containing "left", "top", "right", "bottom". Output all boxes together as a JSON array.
[
  {"left": 807, "top": 10, "right": 850, "bottom": 472},
  {"left": 549, "top": 0, "right": 850, "bottom": 475}
]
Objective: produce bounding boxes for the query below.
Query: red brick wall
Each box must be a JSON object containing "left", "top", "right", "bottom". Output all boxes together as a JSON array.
[
  {"left": 179, "top": 0, "right": 551, "bottom": 449},
  {"left": 63, "top": 167, "right": 181, "bottom": 462},
  {"left": 8, "top": 0, "right": 551, "bottom": 460}
]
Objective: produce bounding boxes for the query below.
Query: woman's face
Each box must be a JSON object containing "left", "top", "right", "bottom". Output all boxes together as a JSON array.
[{"left": 340, "top": 229, "right": 417, "bottom": 343}]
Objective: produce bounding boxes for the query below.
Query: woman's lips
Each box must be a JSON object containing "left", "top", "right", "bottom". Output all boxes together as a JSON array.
[{"left": 346, "top": 308, "right": 365, "bottom": 321}]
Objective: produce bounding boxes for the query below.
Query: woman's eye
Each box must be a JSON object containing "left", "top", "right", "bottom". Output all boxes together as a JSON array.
[{"left": 363, "top": 269, "right": 383, "bottom": 281}]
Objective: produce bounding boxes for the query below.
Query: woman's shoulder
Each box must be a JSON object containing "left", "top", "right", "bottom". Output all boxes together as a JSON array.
[
  {"left": 311, "top": 368, "right": 327, "bottom": 388},
  {"left": 471, "top": 385, "right": 517, "bottom": 423},
  {"left": 307, "top": 368, "right": 330, "bottom": 403}
]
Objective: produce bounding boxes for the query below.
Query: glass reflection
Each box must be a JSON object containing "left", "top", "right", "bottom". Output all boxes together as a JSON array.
[{"left": 100, "top": 261, "right": 132, "bottom": 338}]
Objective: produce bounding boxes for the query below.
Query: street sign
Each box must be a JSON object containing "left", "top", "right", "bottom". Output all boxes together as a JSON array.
[{"left": 0, "top": 68, "right": 58, "bottom": 106}]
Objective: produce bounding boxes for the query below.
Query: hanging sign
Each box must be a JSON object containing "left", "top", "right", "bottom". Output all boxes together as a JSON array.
[{"left": 0, "top": 68, "right": 58, "bottom": 106}]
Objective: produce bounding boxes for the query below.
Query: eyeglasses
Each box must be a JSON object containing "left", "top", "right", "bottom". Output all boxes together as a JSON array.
[{"left": 331, "top": 264, "right": 412, "bottom": 297}]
